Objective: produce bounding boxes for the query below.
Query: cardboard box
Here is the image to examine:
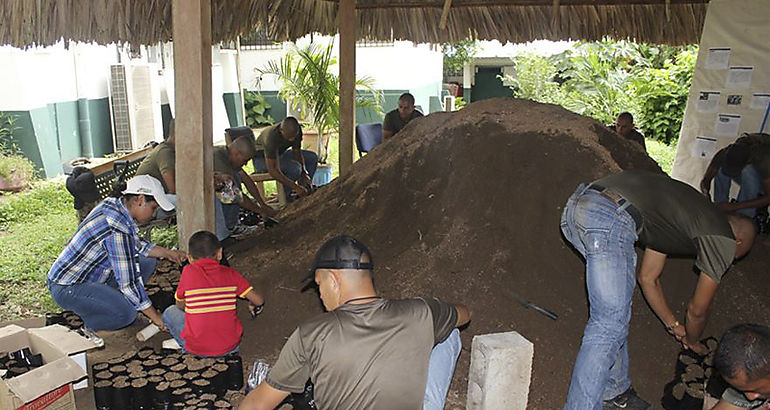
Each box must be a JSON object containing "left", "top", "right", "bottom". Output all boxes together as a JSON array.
[{"left": 0, "top": 324, "right": 98, "bottom": 410}]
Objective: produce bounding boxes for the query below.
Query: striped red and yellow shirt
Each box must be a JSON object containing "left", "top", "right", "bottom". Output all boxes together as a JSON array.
[{"left": 175, "top": 259, "right": 252, "bottom": 356}]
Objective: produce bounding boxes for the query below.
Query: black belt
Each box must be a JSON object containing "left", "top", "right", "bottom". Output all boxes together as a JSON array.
[{"left": 587, "top": 184, "right": 643, "bottom": 232}]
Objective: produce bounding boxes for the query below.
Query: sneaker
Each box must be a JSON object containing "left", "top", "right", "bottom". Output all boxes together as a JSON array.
[
  {"left": 603, "top": 387, "right": 652, "bottom": 410},
  {"left": 162, "top": 338, "right": 182, "bottom": 350},
  {"left": 78, "top": 327, "right": 104, "bottom": 348},
  {"left": 230, "top": 224, "right": 258, "bottom": 239}
]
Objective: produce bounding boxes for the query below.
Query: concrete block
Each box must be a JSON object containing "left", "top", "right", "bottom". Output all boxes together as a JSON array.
[{"left": 466, "top": 331, "right": 534, "bottom": 410}]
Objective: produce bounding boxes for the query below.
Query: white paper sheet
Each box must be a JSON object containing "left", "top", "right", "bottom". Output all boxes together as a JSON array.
[
  {"left": 697, "top": 91, "right": 721, "bottom": 113},
  {"left": 751, "top": 93, "right": 770, "bottom": 110},
  {"left": 691, "top": 136, "right": 718, "bottom": 159},
  {"left": 726, "top": 66, "right": 753, "bottom": 88},
  {"left": 706, "top": 47, "right": 730, "bottom": 69},
  {"left": 715, "top": 114, "right": 742, "bottom": 137}
]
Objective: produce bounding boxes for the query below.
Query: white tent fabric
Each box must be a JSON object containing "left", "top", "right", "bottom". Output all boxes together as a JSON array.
[{"left": 672, "top": 0, "right": 770, "bottom": 188}]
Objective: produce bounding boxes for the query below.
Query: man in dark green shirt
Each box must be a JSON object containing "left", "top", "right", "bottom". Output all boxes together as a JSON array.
[
  {"left": 382, "top": 92, "right": 423, "bottom": 141},
  {"left": 561, "top": 170, "right": 756, "bottom": 410},
  {"left": 253, "top": 117, "right": 317, "bottom": 202},
  {"left": 136, "top": 119, "right": 177, "bottom": 194}
]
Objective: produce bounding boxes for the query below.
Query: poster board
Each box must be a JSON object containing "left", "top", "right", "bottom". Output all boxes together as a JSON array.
[{"left": 671, "top": 0, "right": 770, "bottom": 188}]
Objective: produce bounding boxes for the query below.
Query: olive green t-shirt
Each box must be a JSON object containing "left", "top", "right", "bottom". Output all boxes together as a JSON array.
[
  {"left": 212, "top": 146, "right": 236, "bottom": 176},
  {"left": 135, "top": 142, "right": 175, "bottom": 192},
  {"left": 712, "top": 133, "right": 770, "bottom": 179},
  {"left": 255, "top": 123, "right": 302, "bottom": 160},
  {"left": 382, "top": 109, "right": 423, "bottom": 135},
  {"left": 266, "top": 298, "right": 458, "bottom": 410},
  {"left": 595, "top": 170, "right": 736, "bottom": 282}
]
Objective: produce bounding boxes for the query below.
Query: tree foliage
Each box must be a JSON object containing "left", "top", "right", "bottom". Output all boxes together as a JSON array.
[
  {"left": 506, "top": 40, "right": 697, "bottom": 145},
  {"left": 443, "top": 38, "right": 479, "bottom": 75}
]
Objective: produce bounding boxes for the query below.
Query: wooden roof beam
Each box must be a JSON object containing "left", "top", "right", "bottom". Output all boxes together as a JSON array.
[{"left": 330, "top": 0, "right": 709, "bottom": 10}]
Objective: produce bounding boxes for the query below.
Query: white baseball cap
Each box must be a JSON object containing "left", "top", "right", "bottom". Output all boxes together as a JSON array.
[{"left": 123, "top": 175, "right": 175, "bottom": 211}]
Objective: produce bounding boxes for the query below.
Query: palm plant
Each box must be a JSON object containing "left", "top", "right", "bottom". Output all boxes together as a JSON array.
[{"left": 255, "top": 43, "right": 382, "bottom": 162}]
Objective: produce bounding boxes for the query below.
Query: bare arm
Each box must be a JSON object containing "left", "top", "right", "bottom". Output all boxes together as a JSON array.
[
  {"left": 382, "top": 129, "right": 394, "bottom": 141},
  {"left": 161, "top": 170, "right": 176, "bottom": 194},
  {"left": 238, "top": 170, "right": 276, "bottom": 217},
  {"left": 266, "top": 157, "right": 307, "bottom": 197},
  {"left": 238, "top": 382, "right": 290, "bottom": 410},
  {"left": 148, "top": 246, "right": 187, "bottom": 265},
  {"left": 293, "top": 147, "right": 312, "bottom": 187},
  {"left": 454, "top": 303, "right": 471, "bottom": 327},
  {"left": 683, "top": 272, "right": 719, "bottom": 352},
  {"left": 141, "top": 306, "right": 167, "bottom": 331},
  {"left": 637, "top": 248, "right": 684, "bottom": 339},
  {"left": 701, "top": 148, "right": 727, "bottom": 196}
]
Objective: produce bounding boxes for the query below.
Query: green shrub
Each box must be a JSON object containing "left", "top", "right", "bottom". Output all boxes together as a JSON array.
[
  {"left": 0, "top": 154, "right": 37, "bottom": 181},
  {"left": 646, "top": 138, "right": 678, "bottom": 175},
  {"left": 151, "top": 225, "right": 179, "bottom": 249},
  {"left": 243, "top": 91, "right": 275, "bottom": 128},
  {"left": 507, "top": 40, "right": 697, "bottom": 144}
]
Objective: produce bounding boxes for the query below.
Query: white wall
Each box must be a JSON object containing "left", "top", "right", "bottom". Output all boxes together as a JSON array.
[{"left": 239, "top": 34, "right": 444, "bottom": 111}]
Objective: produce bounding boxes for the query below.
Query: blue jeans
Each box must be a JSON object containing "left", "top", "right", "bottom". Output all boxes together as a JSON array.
[
  {"left": 47, "top": 256, "right": 157, "bottom": 331},
  {"left": 714, "top": 165, "right": 764, "bottom": 217},
  {"left": 162, "top": 305, "right": 239, "bottom": 356},
  {"left": 253, "top": 149, "right": 318, "bottom": 201},
  {"left": 423, "top": 329, "right": 462, "bottom": 410},
  {"left": 560, "top": 185, "right": 639, "bottom": 410}
]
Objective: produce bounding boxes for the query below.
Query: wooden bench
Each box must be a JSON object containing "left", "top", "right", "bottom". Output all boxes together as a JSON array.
[
  {"left": 250, "top": 173, "right": 287, "bottom": 207},
  {"left": 85, "top": 146, "right": 173, "bottom": 239}
]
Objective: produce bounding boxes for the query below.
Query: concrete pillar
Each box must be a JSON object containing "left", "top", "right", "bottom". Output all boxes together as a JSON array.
[
  {"left": 466, "top": 331, "right": 534, "bottom": 410},
  {"left": 172, "top": 0, "right": 215, "bottom": 250}
]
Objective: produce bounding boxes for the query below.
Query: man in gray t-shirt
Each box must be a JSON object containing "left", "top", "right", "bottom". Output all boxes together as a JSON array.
[
  {"left": 239, "top": 236, "right": 471, "bottom": 410},
  {"left": 713, "top": 324, "right": 770, "bottom": 409}
]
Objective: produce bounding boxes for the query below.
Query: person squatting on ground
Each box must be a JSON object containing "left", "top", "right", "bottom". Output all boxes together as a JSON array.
[
  {"left": 162, "top": 230, "right": 265, "bottom": 356},
  {"left": 560, "top": 170, "right": 756, "bottom": 410},
  {"left": 711, "top": 324, "right": 770, "bottom": 410},
  {"left": 239, "top": 235, "right": 471, "bottom": 410},
  {"left": 47, "top": 175, "right": 186, "bottom": 346},
  {"left": 252, "top": 117, "right": 317, "bottom": 202},
  {"left": 382, "top": 92, "right": 423, "bottom": 141},
  {"left": 701, "top": 133, "right": 770, "bottom": 219},
  {"left": 213, "top": 136, "right": 276, "bottom": 241}
]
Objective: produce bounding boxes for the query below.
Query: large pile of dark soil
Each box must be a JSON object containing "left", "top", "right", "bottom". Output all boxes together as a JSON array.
[{"left": 228, "top": 98, "right": 770, "bottom": 409}]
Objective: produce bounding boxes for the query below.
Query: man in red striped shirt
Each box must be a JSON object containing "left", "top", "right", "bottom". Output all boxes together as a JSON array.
[{"left": 162, "top": 231, "right": 265, "bottom": 356}]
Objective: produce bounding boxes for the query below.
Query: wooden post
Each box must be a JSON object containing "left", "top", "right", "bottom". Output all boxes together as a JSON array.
[
  {"left": 338, "top": 0, "right": 356, "bottom": 176},
  {"left": 172, "top": 0, "right": 214, "bottom": 250}
]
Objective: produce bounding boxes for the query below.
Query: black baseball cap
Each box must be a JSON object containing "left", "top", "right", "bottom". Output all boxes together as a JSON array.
[
  {"left": 723, "top": 143, "right": 750, "bottom": 178},
  {"left": 306, "top": 235, "right": 374, "bottom": 281}
]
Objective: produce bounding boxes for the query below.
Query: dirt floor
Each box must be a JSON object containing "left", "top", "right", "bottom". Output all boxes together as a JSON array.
[{"left": 72, "top": 98, "right": 769, "bottom": 409}]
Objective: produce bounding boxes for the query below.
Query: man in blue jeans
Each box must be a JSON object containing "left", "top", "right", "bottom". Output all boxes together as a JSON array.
[
  {"left": 239, "top": 235, "right": 470, "bottom": 410},
  {"left": 561, "top": 170, "right": 756, "bottom": 410},
  {"left": 253, "top": 117, "right": 317, "bottom": 202},
  {"left": 700, "top": 133, "right": 770, "bottom": 219}
]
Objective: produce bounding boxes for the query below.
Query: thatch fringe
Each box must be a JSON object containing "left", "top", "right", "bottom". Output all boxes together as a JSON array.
[{"left": 0, "top": 0, "right": 707, "bottom": 48}]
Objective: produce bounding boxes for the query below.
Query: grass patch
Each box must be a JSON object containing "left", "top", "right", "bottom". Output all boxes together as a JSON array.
[
  {"left": 647, "top": 138, "right": 678, "bottom": 175},
  {"left": 0, "top": 181, "right": 76, "bottom": 321}
]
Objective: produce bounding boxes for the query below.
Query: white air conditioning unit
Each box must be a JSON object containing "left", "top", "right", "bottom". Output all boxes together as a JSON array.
[{"left": 108, "top": 63, "right": 163, "bottom": 153}]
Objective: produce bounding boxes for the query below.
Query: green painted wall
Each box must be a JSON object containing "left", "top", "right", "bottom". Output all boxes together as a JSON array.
[
  {"left": 2, "top": 97, "right": 115, "bottom": 177},
  {"left": 53, "top": 101, "right": 82, "bottom": 161},
  {"left": 161, "top": 104, "right": 173, "bottom": 138},
  {"left": 223, "top": 92, "right": 244, "bottom": 127},
  {"left": 357, "top": 89, "right": 408, "bottom": 124},
  {"left": 258, "top": 91, "right": 287, "bottom": 121},
  {"left": 78, "top": 97, "right": 113, "bottom": 158}
]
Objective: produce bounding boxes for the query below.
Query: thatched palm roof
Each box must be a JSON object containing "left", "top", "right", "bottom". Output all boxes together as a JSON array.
[{"left": 0, "top": 0, "right": 708, "bottom": 48}]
